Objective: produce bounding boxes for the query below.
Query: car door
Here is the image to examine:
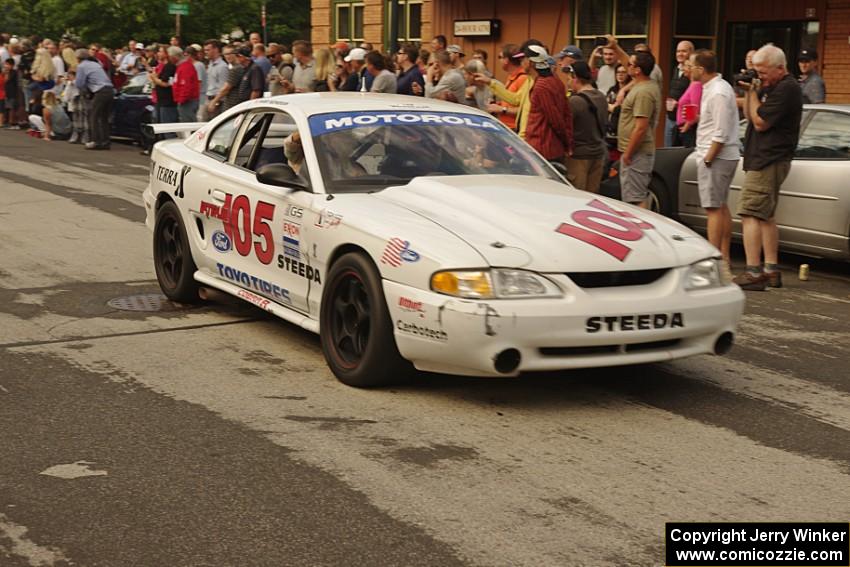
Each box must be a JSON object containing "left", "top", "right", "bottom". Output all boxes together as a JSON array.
[
  {"left": 770, "top": 109, "right": 850, "bottom": 257},
  {"left": 218, "top": 110, "right": 319, "bottom": 314},
  {"left": 183, "top": 111, "right": 263, "bottom": 287}
]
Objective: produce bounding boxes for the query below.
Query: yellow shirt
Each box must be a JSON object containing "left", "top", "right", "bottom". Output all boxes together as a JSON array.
[{"left": 490, "top": 76, "right": 534, "bottom": 139}]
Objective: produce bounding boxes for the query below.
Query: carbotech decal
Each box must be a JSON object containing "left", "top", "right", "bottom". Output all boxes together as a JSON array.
[
  {"left": 277, "top": 255, "right": 321, "bottom": 283},
  {"left": 396, "top": 320, "right": 447, "bottom": 342},
  {"left": 216, "top": 263, "right": 291, "bottom": 303}
]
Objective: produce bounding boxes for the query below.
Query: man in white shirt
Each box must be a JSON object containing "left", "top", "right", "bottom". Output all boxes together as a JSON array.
[
  {"left": 691, "top": 49, "right": 740, "bottom": 278},
  {"left": 203, "top": 40, "right": 228, "bottom": 118},
  {"left": 287, "top": 40, "right": 315, "bottom": 93},
  {"left": 45, "top": 39, "right": 66, "bottom": 77}
]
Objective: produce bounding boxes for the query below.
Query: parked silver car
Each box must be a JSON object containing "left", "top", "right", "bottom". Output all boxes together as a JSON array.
[{"left": 678, "top": 104, "right": 850, "bottom": 261}]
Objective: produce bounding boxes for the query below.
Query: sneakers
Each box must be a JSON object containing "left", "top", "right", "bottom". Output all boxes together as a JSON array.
[
  {"left": 766, "top": 270, "right": 782, "bottom": 288},
  {"left": 732, "top": 271, "right": 768, "bottom": 291}
]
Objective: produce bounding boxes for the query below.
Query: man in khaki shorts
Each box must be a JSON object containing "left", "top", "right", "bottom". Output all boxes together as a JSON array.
[
  {"left": 618, "top": 51, "right": 661, "bottom": 208},
  {"left": 734, "top": 44, "right": 802, "bottom": 291},
  {"left": 690, "top": 49, "right": 739, "bottom": 281}
]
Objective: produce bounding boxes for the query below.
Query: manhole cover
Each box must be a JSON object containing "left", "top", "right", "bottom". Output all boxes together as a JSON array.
[{"left": 107, "top": 294, "right": 186, "bottom": 312}]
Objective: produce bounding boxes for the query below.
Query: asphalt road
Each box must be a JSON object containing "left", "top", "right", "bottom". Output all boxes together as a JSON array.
[{"left": 1, "top": 131, "right": 848, "bottom": 567}]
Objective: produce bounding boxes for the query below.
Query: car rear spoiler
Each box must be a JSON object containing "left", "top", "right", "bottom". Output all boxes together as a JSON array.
[{"left": 146, "top": 122, "right": 205, "bottom": 138}]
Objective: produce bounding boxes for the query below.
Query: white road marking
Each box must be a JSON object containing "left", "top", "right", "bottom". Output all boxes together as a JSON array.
[
  {"left": 40, "top": 461, "right": 108, "bottom": 479},
  {"left": 0, "top": 513, "right": 70, "bottom": 566}
]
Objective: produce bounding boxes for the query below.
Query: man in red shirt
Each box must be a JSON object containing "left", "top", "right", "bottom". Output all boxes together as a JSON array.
[
  {"left": 88, "top": 44, "right": 113, "bottom": 76},
  {"left": 173, "top": 47, "right": 200, "bottom": 123},
  {"left": 523, "top": 45, "right": 572, "bottom": 163}
]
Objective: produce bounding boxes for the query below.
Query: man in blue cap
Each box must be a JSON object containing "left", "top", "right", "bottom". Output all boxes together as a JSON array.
[{"left": 797, "top": 49, "right": 825, "bottom": 104}]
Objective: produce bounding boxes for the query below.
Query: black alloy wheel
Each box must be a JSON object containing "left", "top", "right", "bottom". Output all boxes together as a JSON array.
[
  {"left": 153, "top": 200, "right": 200, "bottom": 303},
  {"left": 320, "top": 252, "right": 411, "bottom": 387}
]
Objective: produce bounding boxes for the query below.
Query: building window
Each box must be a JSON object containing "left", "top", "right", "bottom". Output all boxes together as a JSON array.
[
  {"left": 395, "top": 0, "right": 422, "bottom": 42},
  {"left": 673, "top": 0, "right": 718, "bottom": 53},
  {"left": 335, "top": 2, "right": 365, "bottom": 42},
  {"left": 574, "top": 0, "right": 649, "bottom": 56}
]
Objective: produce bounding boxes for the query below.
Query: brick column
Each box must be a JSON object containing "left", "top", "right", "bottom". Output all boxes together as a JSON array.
[{"left": 312, "top": 0, "right": 332, "bottom": 48}]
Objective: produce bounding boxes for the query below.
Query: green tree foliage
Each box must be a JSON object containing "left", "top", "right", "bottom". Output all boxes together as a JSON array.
[{"left": 4, "top": 0, "right": 308, "bottom": 48}]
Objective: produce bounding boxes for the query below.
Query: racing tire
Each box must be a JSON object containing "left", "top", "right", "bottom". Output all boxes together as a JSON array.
[
  {"left": 153, "top": 200, "right": 201, "bottom": 303},
  {"left": 320, "top": 252, "right": 411, "bottom": 388},
  {"left": 139, "top": 111, "right": 155, "bottom": 150},
  {"left": 647, "top": 176, "right": 673, "bottom": 217}
]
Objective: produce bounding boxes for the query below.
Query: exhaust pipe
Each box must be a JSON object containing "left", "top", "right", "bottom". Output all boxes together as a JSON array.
[
  {"left": 714, "top": 332, "right": 734, "bottom": 355},
  {"left": 494, "top": 348, "right": 521, "bottom": 374}
]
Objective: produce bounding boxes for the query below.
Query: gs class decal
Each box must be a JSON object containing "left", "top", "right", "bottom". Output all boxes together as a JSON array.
[
  {"left": 200, "top": 194, "right": 276, "bottom": 265},
  {"left": 555, "top": 199, "right": 654, "bottom": 262}
]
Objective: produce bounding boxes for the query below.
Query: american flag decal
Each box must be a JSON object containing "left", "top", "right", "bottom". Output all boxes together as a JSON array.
[{"left": 381, "top": 238, "right": 409, "bottom": 267}]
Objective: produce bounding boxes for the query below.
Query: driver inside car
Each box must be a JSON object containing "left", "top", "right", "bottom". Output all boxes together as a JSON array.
[{"left": 283, "top": 131, "right": 311, "bottom": 186}]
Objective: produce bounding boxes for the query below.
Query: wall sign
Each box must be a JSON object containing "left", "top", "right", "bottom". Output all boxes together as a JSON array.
[{"left": 453, "top": 19, "right": 501, "bottom": 38}]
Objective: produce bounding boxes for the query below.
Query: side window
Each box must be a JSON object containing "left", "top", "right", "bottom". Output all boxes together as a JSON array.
[
  {"left": 233, "top": 113, "right": 271, "bottom": 169},
  {"left": 251, "top": 112, "right": 300, "bottom": 172},
  {"left": 796, "top": 111, "right": 850, "bottom": 160},
  {"left": 206, "top": 114, "right": 243, "bottom": 159}
]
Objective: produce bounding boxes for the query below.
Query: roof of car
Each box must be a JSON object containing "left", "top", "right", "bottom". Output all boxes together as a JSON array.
[
  {"left": 804, "top": 103, "right": 850, "bottom": 113},
  {"left": 252, "top": 92, "right": 490, "bottom": 118}
]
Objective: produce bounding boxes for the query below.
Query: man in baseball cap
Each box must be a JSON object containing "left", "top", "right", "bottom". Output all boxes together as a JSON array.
[
  {"left": 447, "top": 44, "right": 465, "bottom": 68},
  {"left": 341, "top": 47, "right": 370, "bottom": 91},
  {"left": 798, "top": 48, "right": 825, "bottom": 103},
  {"left": 555, "top": 45, "right": 583, "bottom": 79},
  {"left": 521, "top": 44, "right": 572, "bottom": 162}
]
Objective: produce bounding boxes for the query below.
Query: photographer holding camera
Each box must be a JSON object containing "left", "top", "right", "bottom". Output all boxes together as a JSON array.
[{"left": 734, "top": 44, "right": 803, "bottom": 291}]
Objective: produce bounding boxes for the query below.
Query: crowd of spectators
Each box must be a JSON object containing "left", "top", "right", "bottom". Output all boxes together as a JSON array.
[{"left": 0, "top": 30, "right": 827, "bottom": 161}]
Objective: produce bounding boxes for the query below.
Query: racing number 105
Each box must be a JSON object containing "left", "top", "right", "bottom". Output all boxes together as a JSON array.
[
  {"left": 555, "top": 199, "right": 653, "bottom": 261},
  {"left": 225, "top": 195, "right": 276, "bottom": 264}
]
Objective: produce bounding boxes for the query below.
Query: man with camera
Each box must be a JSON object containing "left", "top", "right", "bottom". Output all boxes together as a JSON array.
[
  {"left": 734, "top": 44, "right": 802, "bottom": 291},
  {"left": 590, "top": 35, "right": 628, "bottom": 95}
]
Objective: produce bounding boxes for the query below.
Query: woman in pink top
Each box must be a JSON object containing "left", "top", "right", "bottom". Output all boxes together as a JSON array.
[{"left": 676, "top": 56, "right": 702, "bottom": 148}]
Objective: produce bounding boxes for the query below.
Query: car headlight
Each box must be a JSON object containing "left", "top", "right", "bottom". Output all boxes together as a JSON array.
[
  {"left": 685, "top": 258, "right": 723, "bottom": 290},
  {"left": 431, "top": 269, "right": 562, "bottom": 299}
]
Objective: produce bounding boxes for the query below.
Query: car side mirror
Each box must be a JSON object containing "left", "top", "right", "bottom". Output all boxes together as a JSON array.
[
  {"left": 256, "top": 163, "right": 310, "bottom": 191},
  {"left": 549, "top": 160, "right": 569, "bottom": 180}
]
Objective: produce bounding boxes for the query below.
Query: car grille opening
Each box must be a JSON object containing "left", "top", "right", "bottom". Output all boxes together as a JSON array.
[
  {"left": 539, "top": 339, "right": 681, "bottom": 357},
  {"left": 566, "top": 269, "right": 669, "bottom": 288}
]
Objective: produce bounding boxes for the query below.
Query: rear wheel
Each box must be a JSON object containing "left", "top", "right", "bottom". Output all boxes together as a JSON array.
[
  {"left": 154, "top": 200, "right": 200, "bottom": 303},
  {"left": 320, "top": 252, "right": 411, "bottom": 387}
]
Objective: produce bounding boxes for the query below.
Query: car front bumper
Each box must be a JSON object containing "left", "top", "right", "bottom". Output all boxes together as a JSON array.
[{"left": 383, "top": 269, "right": 745, "bottom": 377}]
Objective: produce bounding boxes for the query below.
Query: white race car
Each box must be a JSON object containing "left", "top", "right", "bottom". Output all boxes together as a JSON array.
[{"left": 143, "top": 93, "right": 744, "bottom": 387}]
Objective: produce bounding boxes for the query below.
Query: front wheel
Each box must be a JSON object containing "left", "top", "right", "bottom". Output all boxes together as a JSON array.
[
  {"left": 647, "top": 176, "right": 673, "bottom": 217},
  {"left": 320, "top": 252, "right": 411, "bottom": 387},
  {"left": 153, "top": 200, "right": 200, "bottom": 303}
]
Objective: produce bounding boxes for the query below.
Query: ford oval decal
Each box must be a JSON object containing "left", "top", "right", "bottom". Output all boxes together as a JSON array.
[{"left": 212, "top": 230, "right": 231, "bottom": 252}]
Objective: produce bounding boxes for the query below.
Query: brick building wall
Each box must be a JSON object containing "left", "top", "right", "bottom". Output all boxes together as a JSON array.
[
  {"left": 311, "top": 0, "right": 331, "bottom": 46},
  {"left": 823, "top": 0, "right": 850, "bottom": 102}
]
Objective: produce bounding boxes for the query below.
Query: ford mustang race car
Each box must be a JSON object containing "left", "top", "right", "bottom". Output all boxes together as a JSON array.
[{"left": 143, "top": 93, "right": 744, "bottom": 387}]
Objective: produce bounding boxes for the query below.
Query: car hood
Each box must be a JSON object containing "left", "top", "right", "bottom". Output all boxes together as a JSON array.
[{"left": 375, "top": 175, "right": 716, "bottom": 272}]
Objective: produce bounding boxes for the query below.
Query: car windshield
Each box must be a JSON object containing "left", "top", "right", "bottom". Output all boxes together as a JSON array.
[
  {"left": 121, "top": 73, "right": 151, "bottom": 95},
  {"left": 308, "top": 110, "right": 562, "bottom": 193}
]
